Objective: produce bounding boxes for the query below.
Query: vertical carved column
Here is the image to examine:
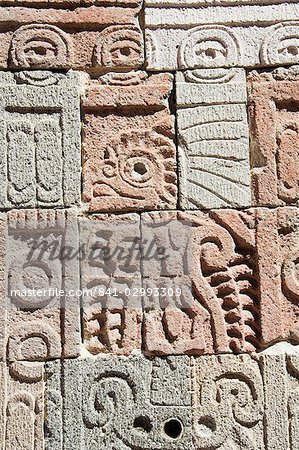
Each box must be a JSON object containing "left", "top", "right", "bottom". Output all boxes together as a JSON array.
[{"left": 176, "top": 68, "right": 251, "bottom": 209}]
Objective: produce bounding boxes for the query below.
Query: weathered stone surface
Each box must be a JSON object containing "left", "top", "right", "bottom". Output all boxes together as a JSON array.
[
  {"left": 145, "top": 2, "right": 299, "bottom": 70},
  {"left": 141, "top": 209, "right": 259, "bottom": 355},
  {"left": 82, "top": 71, "right": 177, "bottom": 212},
  {"left": 249, "top": 66, "right": 299, "bottom": 207},
  {"left": 45, "top": 355, "right": 193, "bottom": 449},
  {"left": 0, "top": 71, "right": 81, "bottom": 208},
  {"left": 80, "top": 214, "right": 142, "bottom": 355},
  {"left": 176, "top": 68, "right": 251, "bottom": 209},
  {"left": 0, "top": 4, "right": 143, "bottom": 70},
  {"left": 1, "top": 361, "right": 44, "bottom": 450},
  {"left": 194, "top": 354, "right": 265, "bottom": 449},
  {"left": 45, "top": 350, "right": 299, "bottom": 449},
  {"left": 256, "top": 207, "right": 299, "bottom": 345},
  {"left": 141, "top": 211, "right": 192, "bottom": 278},
  {"left": 261, "top": 350, "right": 299, "bottom": 450},
  {"left": 2, "top": 209, "right": 80, "bottom": 363}
]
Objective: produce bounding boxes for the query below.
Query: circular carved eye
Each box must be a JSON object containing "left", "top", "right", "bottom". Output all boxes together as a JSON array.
[
  {"left": 9, "top": 24, "right": 72, "bottom": 69},
  {"left": 94, "top": 25, "right": 143, "bottom": 68},
  {"left": 261, "top": 23, "right": 299, "bottom": 65},
  {"left": 9, "top": 259, "right": 61, "bottom": 308},
  {"left": 24, "top": 39, "right": 57, "bottom": 62},
  {"left": 109, "top": 39, "right": 141, "bottom": 64},
  {"left": 178, "top": 25, "right": 240, "bottom": 69},
  {"left": 122, "top": 156, "right": 153, "bottom": 185},
  {"left": 195, "top": 41, "right": 227, "bottom": 62},
  {"left": 22, "top": 264, "right": 50, "bottom": 290}
]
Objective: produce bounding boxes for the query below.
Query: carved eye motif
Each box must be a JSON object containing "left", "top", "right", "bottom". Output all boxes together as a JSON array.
[
  {"left": 278, "top": 39, "right": 299, "bottom": 58},
  {"left": 9, "top": 259, "right": 61, "bottom": 308},
  {"left": 23, "top": 39, "right": 57, "bottom": 63},
  {"left": 178, "top": 25, "right": 240, "bottom": 69},
  {"left": 108, "top": 40, "right": 141, "bottom": 64},
  {"left": 9, "top": 24, "right": 72, "bottom": 69},
  {"left": 122, "top": 156, "right": 154, "bottom": 186},
  {"left": 94, "top": 25, "right": 144, "bottom": 68},
  {"left": 261, "top": 23, "right": 299, "bottom": 65},
  {"left": 194, "top": 40, "right": 228, "bottom": 63}
]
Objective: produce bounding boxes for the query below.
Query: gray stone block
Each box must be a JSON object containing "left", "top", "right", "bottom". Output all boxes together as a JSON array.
[
  {"left": 3, "top": 209, "right": 80, "bottom": 362},
  {"left": 45, "top": 350, "right": 299, "bottom": 449},
  {"left": 0, "top": 71, "right": 82, "bottom": 208},
  {"left": 176, "top": 68, "right": 251, "bottom": 209},
  {"left": 45, "top": 355, "right": 193, "bottom": 449},
  {"left": 0, "top": 361, "right": 44, "bottom": 450}
]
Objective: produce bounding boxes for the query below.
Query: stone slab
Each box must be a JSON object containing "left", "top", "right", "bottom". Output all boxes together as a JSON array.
[
  {"left": 2, "top": 209, "right": 80, "bottom": 363},
  {"left": 80, "top": 214, "right": 142, "bottom": 355},
  {"left": 141, "top": 209, "right": 259, "bottom": 355},
  {"left": 140, "top": 207, "right": 299, "bottom": 355},
  {"left": 0, "top": 4, "right": 143, "bottom": 70},
  {"left": 145, "top": 3, "right": 299, "bottom": 70},
  {"left": 1, "top": 361, "right": 44, "bottom": 450},
  {"left": 82, "top": 71, "right": 177, "bottom": 212},
  {"left": 176, "top": 68, "right": 251, "bottom": 209},
  {"left": 0, "top": 71, "right": 81, "bottom": 208},
  {"left": 256, "top": 207, "right": 299, "bottom": 345},
  {"left": 44, "top": 350, "right": 299, "bottom": 449},
  {"left": 249, "top": 66, "right": 299, "bottom": 207},
  {"left": 45, "top": 355, "right": 193, "bottom": 449}
]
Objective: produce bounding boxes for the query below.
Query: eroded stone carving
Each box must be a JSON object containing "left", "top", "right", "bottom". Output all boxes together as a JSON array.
[
  {"left": 82, "top": 72, "right": 177, "bottom": 212},
  {"left": 249, "top": 66, "right": 299, "bottom": 207},
  {"left": 178, "top": 25, "right": 241, "bottom": 70},
  {"left": 1, "top": 362, "right": 44, "bottom": 450},
  {"left": 45, "top": 352, "right": 299, "bottom": 449},
  {"left": 94, "top": 25, "right": 144, "bottom": 69},
  {"left": 0, "top": 3, "right": 143, "bottom": 70},
  {"left": 260, "top": 23, "right": 299, "bottom": 66},
  {"left": 256, "top": 207, "right": 299, "bottom": 345},
  {"left": 142, "top": 210, "right": 259, "bottom": 355},
  {"left": 45, "top": 356, "right": 193, "bottom": 449},
  {"left": 3, "top": 209, "right": 80, "bottom": 364},
  {"left": 80, "top": 214, "right": 142, "bottom": 355},
  {"left": 0, "top": 71, "right": 81, "bottom": 208},
  {"left": 145, "top": 2, "right": 299, "bottom": 70},
  {"left": 176, "top": 68, "right": 251, "bottom": 209},
  {"left": 9, "top": 24, "right": 72, "bottom": 69},
  {"left": 194, "top": 355, "right": 264, "bottom": 449}
]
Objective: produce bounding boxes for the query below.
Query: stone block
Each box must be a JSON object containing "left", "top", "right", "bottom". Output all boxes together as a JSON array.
[
  {"left": 145, "top": 2, "right": 299, "bottom": 70},
  {"left": 0, "top": 361, "right": 44, "bottom": 450},
  {"left": 2, "top": 209, "right": 80, "bottom": 363},
  {"left": 80, "top": 214, "right": 142, "bottom": 355},
  {"left": 0, "top": 3, "right": 143, "bottom": 70},
  {"left": 82, "top": 71, "right": 177, "bottom": 212},
  {"left": 249, "top": 66, "right": 299, "bottom": 207},
  {"left": 141, "top": 211, "right": 193, "bottom": 278},
  {"left": 256, "top": 207, "right": 299, "bottom": 345},
  {"left": 0, "top": 71, "right": 81, "bottom": 208},
  {"left": 176, "top": 68, "right": 251, "bottom": 209},
  {"left": 142, "top": 209, "right": 260, "bottom": 355},
  {"left": 45, "top": 350, "right": 299, "bottom": 449},
  {"left": 260, "top": 349, "right": 299, "bottom": 450},
  {"left": 45, "top": 355, "right": 193, "bottom": 449},
  {"left": 194, "top": 354, "right": 265, "bottom": 449}
]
